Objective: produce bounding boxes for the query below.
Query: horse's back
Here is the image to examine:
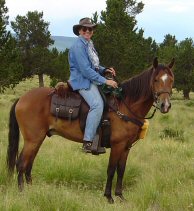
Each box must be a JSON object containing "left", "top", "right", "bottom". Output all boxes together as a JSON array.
[
  {"left": 17, "top": 87, "right": 51, "bottom": 103},
  {"left": 16, "top": 87, "right": 51, "bottom": 114}
]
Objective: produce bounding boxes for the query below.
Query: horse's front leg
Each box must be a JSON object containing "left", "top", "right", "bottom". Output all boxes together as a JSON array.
[
  {"left": 115, "top": 148, "right": 130, "bottom": 201},
  {"left": 104, "top": 160, "right": 117, "bottom": 204},
  {"left": 104, "top": 143, "right": 126, "bottom": 203}
]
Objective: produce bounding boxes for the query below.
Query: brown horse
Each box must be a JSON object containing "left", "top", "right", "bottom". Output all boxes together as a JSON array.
[{"left": 7, "top": 57, "right": 174, "bottom": 203}]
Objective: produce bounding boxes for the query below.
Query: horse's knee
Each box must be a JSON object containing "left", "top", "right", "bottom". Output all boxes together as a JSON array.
[
  {"left": 107, "top": 165, "right": 117, "bottom": 179},
  {"left": 117, "top": 164, "right": 125, "bottom": 177}
]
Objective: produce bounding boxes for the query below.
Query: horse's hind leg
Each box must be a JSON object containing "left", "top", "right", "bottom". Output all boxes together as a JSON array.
[
  {"left": 16, "top": 135, "right": 45, "bottom": 190},
  {"left": 24, "top": 139, "right": 45, "bottom": 185},
  {"left": 115, "top": 148, "right": 129, "bottom": 201},
  {"left": 25, "top": 160, "right": 33, "bottom": 184}
]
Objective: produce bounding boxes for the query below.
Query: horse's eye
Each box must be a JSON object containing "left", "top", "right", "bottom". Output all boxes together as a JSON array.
[{"left": 154, "top": 79, "right": 158, "bottom": 82}]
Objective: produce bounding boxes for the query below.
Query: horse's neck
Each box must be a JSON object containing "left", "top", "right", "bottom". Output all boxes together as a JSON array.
[
  {"left": 120, "top": 70, "right": 155, "bottom": 118},
  {"left": 124, "top": 95, "right": 154, "bottom": 119}
]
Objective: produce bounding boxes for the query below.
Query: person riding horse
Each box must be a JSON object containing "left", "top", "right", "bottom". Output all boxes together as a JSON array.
[
  {"left": 7, "top": 57, "right": 175, "bottom": 202},
  {"left": 68, "top": 17, "right": 118, "bottom": 154}
]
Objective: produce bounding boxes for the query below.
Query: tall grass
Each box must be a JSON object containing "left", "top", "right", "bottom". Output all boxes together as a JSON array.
[{"left": 0, "top": 77, "right": 194, "bottom": 210}]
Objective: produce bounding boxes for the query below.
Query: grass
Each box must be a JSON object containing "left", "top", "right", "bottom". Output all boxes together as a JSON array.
[{"left": 0, "top": 76, "right": 194, "bottom": 210}]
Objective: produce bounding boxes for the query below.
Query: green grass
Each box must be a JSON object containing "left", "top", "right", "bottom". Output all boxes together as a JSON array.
[{"left": 0, "top": 77, "right": 194, "bottom": 210}]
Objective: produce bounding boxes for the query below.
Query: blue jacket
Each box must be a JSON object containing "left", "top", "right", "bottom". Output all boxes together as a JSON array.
[{"left": 68, "top": 36, "right": 106, "bottom": 90}]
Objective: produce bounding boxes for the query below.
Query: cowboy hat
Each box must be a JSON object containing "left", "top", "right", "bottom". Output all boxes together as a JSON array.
[{"left": 73, "top": 17, "right": 97, "bottom": 36}]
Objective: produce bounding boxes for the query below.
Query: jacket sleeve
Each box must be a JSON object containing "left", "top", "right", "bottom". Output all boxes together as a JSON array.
[
  {"left": 99, "top": 65, "right": 106, "bottom": 75},
  {"left": 71, "top": 44, "right": 106, "bottom": 84}
]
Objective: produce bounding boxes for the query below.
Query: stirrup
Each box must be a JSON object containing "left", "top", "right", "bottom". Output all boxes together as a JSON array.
[{"left": 91, "top": 134, "right": 106, "bottom": 155}]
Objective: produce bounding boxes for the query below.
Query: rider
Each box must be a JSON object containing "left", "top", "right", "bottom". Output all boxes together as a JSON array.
[{"left": 68, "top": 17, "right": 117, "bottom": 154}]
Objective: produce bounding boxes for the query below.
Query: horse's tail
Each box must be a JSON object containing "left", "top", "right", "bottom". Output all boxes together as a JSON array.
[{"left": 7, "top": 99, "right": 20, "bottom": 175}]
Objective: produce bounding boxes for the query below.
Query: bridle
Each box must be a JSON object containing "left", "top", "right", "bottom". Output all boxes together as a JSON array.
[
  {"left": 111, "top": 71, "right": 173, "bottom": 121},
  {"left": 153, "top": 91, "right": 172, "bottom": 100},
  {"left": 153, "top": 90, "right": 172, "bottom": 110}
]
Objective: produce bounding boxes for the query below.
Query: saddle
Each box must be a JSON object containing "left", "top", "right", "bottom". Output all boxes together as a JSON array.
[
  {"left": 50, "top": 82, "right": 82, "bottom": 121},
  {"left": 50, "top": 81, "right": 120, "bottom": 149}
]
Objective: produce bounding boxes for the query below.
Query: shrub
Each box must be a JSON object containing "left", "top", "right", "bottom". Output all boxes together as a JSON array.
[{"left": 159, "top": 127, "right": 185, "bottom": 142}]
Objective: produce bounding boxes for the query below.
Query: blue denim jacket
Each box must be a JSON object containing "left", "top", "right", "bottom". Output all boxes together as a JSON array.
[{"left": 68, "top": 36, "right": 106, "bottom": 90}]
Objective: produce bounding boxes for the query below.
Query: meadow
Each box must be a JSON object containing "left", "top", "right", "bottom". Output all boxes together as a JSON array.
[{"left": 0, "top": 76, "right": 194, "bottom": 211}]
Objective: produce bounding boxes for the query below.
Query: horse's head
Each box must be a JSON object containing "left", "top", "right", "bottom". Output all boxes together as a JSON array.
[{"left": 151, "top": 57, "right": 174, "bottom": 113}]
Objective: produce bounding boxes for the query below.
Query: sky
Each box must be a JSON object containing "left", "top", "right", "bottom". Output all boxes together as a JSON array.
[{"left": 6, "top": 0, "right": 194, "bottom": 43}]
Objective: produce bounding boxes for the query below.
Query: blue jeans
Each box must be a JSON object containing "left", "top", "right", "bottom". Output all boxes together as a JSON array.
[{"left": 79, "top": 83, "right": 104, "bottom": 142}]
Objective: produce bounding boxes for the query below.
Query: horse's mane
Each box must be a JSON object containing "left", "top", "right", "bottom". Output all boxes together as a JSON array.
[{"left": 120, "top": 64, "right": 171, "bottom": 101}]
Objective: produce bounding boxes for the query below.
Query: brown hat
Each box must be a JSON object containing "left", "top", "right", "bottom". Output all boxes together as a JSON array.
[{"left": 73, "top": 17, "right": 97, "bottom": 36}]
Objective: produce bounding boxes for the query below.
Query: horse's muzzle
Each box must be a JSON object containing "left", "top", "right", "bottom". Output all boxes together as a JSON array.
[{"left": 160, "top": 100, "right": 171, "bottom": 113}]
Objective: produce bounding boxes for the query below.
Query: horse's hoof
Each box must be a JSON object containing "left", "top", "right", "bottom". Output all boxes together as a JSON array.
[
  {"left": 104, "top": 195, "right": 114, "bottom": 204},
  {"left": 115, "top": 194, "right": 126, "bottom": 202},
  {"left": 18, "top": 184, "right": 24, "bottom": 192},
  {"left": 108, "top": 197, "right": 114, "bottom": 204},
  {"left": 27, "top": 180, "right": 32, "bottom": 185}
]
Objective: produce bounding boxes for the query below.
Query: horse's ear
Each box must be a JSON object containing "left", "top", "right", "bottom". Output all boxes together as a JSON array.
[
  {"left": 153, "top": 57, "right": 158, "bottom": 69},
  {"left": 168, "top": 58, "right": 175, "bottom": 69}
]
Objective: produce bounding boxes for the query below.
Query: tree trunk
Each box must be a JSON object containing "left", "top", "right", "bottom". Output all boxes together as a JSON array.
[
  {"left": 183, "top": 89, "right": 190, "bottom": 100},
  {"left": 38, "top": 74, "right": 44, "bottom": 87}
]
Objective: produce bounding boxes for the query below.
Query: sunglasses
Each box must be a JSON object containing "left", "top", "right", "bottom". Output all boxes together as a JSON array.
[{"left": 82, "top": 26, "right": 93, "bottom": 32}]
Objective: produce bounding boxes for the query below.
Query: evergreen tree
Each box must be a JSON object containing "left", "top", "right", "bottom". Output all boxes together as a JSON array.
[
  {"left": 158, "top": 34, "right": 178, "bottom": 63},
  {"left": 49, "top": 48, "right": 70, "bottom": 87},
  {"left": 11, "top": 11, "right": 54, "bottom": 87},
  {"left": 175, "top": 38, "right": 194, "bottom": 99},
  {"left": 92, "top": 0, "right": 155, "bottom": 81},
  {"left": 0, "top": 0, "right": 23, "bottom": 92},
  {"left": 157, "top": 35, "right": 194, "bottom": 99}
]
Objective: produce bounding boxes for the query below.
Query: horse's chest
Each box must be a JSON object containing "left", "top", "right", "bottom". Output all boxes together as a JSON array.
[{"left": 111, "top": 121, "right": 139, "bottom": 142}]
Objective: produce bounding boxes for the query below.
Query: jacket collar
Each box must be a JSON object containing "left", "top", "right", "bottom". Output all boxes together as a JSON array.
[{"left": 79, "top": 35, "right": 89, "bottom": 45}]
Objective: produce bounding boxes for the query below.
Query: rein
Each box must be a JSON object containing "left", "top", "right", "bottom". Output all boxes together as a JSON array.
[
  {"left": 108, "top": 102, "right": 144, "bottom": 127},
  {"left": 105, "top": 70, "right": 171, "bottom": 126},
  {"left": 116, "top": 89, "right": 172, "bottom": 121},
  {"left": 109, "top": 75, "right": 157, "bottom": 122},
  {"left": 121, "top": 90, "right": 171, "bottom": 120},
  {"left": 121, "top": 97, "right": 157, "bottom": 120}
]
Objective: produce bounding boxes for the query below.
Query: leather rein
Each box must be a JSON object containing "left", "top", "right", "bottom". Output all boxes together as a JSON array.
[
  {"left": 105, "top": 69, "right": 172, "bottom": 127},
  {"left": 109, "top": 87, "right": 171, "bottom": 127},
  {"left": 123, "top": 90, "right": 172, "bottom": 120}
]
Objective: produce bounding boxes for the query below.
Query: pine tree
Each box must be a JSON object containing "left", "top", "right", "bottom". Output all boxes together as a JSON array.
[
  {"left": 11, "top": 11, "right": 54, "bottom": 87},
  {"left": 175, "top": 38, "right": 194, "bottom": 99},
  {"left": 0, "top": 0, "right": 23, "bottom": 92},
  {"left": 92, "top": 0, "right": 156, "bottom": 81}
]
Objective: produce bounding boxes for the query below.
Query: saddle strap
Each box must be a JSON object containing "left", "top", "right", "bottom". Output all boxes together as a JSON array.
[{"left": 108, "top": 103, "right": 143, "bottom": 127}]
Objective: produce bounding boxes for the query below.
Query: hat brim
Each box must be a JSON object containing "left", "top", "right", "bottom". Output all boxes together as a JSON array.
[{"left": 73, "top": 23, "right": 97, "bottom": 36}]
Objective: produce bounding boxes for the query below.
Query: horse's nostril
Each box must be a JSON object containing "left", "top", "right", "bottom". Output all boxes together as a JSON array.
[
  {"left": 161, "top": 102, "right": 165, "bottom": 108},
  {"left": 169, "top": 103, "right": 171, "bottom": 109}
]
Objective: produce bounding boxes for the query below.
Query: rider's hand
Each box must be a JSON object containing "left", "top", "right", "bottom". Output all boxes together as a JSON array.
[
  {"left": 105, "top": 67, "right": 116, "bottom": 76},
  {"left": 106, "top": 80, "right": 118, "bottom": 88}
]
